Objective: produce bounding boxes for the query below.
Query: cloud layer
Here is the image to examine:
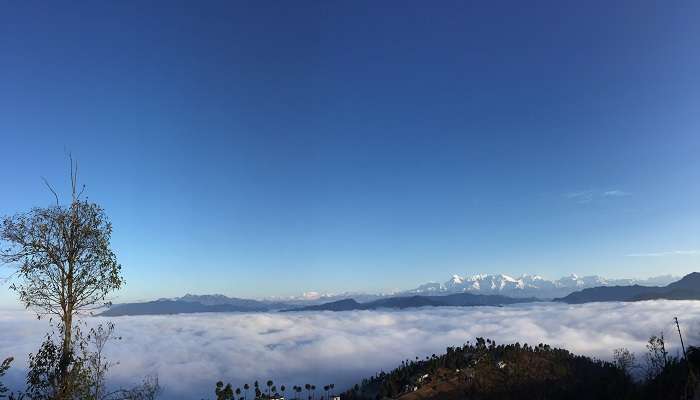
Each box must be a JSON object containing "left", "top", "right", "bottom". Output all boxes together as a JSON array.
[
  {"left": 2, "top": 301, "right": 700, "bottom": 399},
  {"left": 565, "top": 189, "right": 631, "bottom": 203}
]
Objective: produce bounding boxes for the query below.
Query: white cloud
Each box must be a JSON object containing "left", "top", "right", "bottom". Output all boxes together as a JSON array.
[
  {"left": 564, "top": 190, "right": 596, "bottom": 203},
  {"left": 2, "top": 301, "right": 700, "bottom": 399},
  {"left": 564, "top": 189, "right": 630, "bottom": 203},
  {"left": 602, "top": 190, "right": 631, "bottom": 197},
  {"left": 626, "top": 250, "right": 700, "bottom": 257}
]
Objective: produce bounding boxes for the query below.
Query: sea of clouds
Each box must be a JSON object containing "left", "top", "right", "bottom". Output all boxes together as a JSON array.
[{"left": 2, "top": 300, "right": 700, "bottom": 399}]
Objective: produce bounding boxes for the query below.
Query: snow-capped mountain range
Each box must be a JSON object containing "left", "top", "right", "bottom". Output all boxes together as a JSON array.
[
  {"left": 105, "top": 273, "right": 691, "bottom": 316},
  {"left": 162, "top": 274, "right": 682, "bottom": 306},
  {"left": 256, "top": 273, "right": 681, "bottom": 303},
  {"left": 404, "top": 273, "right": 679, "bottom": 299}
]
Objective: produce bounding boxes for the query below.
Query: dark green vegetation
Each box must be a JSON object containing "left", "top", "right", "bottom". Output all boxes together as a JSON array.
[
  {"left": 0, "top": 357, "right": 13, "bottom": 398},
  {"left": 557, "top": 273, "right": 700, "bottom": 304},
  {"left": 341, "top": 337, "right": 700, "bottom": 400},
  {"left": 213, "top": 380, "right": 337, "bottom": 400}
]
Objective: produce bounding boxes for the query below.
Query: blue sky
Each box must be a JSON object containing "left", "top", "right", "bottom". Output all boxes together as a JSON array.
[{"left": 1, "top": 1, "right": 699, "bottom": 303}]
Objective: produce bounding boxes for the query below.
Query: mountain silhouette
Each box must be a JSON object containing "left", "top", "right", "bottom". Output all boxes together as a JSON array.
[
  {"left": 556, "top": 272, "right": 700, "bottom": 303},
  {"left": 284, "top": 293, "right": 538, "bottom": 312},
  {"left": 100, "top": 298, "right": 290, "bottom": 316}
]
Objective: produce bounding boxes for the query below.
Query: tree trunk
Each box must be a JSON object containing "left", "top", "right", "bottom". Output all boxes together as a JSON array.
[
  {"left": 60, "top": 255, "right": 75, "bottom": 399},
  {"left": 58, "top": 310, "right": 73, "bottom": 400}
]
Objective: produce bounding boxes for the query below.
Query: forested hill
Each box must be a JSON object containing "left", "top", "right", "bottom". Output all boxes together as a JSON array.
[{"left": 341, "top": 338, "right": 700, "bottom": 400}]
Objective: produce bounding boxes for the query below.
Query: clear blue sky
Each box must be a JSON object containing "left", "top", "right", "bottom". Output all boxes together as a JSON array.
[{"left": 1, "top": 1, "right": 699, "bottom": 304}]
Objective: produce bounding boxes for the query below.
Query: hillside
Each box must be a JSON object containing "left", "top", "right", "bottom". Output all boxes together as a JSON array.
[
  {"left": 342, "top": 338, "right": 700, "bottom": 400},
  {"left": 557, "top": 273, "right": 700, "bottom": 304}
]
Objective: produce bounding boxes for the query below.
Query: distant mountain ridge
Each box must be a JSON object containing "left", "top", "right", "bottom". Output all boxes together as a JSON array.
[
  {"left": 177, "top": 294, "right": 290, "bottom": 309},
  {"left": 99, "top": 273, "right": 689, "bottom": 316},
  {"left": 556, "top": 272, "right": 700, "bottom": 303},
  {"left": 283, "top": 292, "right": 539, "bottom": 312},
  {"left": 405, "top": 273, "right": 678, "bottom": 299},
  {"left": 263, "top": 273, "right": 679, "bottom": 303},
  {"left": 100, "top": 296, "right": 293, "bottom": 316}
]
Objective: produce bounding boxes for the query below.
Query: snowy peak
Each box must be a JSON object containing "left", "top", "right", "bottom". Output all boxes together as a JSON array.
[{"left": 406, "top": 273, "right": 679, "bottom": 299}]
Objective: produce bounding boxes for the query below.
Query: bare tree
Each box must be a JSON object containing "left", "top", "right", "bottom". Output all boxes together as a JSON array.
[
  {"left": 613, "top": 348, "right": 636, "bottom": 377},
  {"left": 107, "top": 376, "right": 160, "bottom": 400},
  {"left": 82, "top": 323, "right": 160, "bottom": 400},
  {"left": 0, "top": 158, "right": 124, "bottom": 399},
  {"left": 645, "top": 333, "right": 669, "bottom": 380},
  {"left": 86, "top": 323, "right": 120, "bottom": 400}
]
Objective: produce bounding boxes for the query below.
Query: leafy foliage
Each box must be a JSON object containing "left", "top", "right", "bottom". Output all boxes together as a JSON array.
[
  {"left": 613, "top": 348, "right": 637, "bottom": 377},
  {"left": 215, "top": 382, "right": 234, "bottom": 400},
  {"left": 1, "top": 357, "right": 13, "bottom": 398},
  {"left": 24, "top": 322, "right": 160, "bottom": 400},
  {"left": 0, "top": 195, "right": 123, "bottom": 317},
  {"left": 25, "top": 326, "right": 92, "bottom": 400}
]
